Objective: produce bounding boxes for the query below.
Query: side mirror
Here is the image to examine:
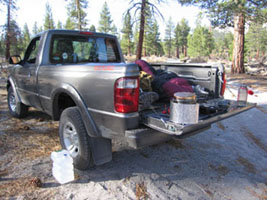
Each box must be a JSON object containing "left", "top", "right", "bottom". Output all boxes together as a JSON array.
[{"left": 9, "top": 55, "right": 21, "bottom": 64}]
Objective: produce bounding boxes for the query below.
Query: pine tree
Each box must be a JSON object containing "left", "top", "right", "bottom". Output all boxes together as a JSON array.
[
  {"left": 66, "top": 0, "right": 88, "bottom": 30},
  {"left": 143, "top": 8, "right": 153, "bottom": 56},
  {"left": 121, "top": 11, "right": 133, "bottom": 55},
  {"left": 22, "top": 23, "right": 30, "bottom": 53},
  {"left": 65, "top": 17, "right": 75, "bottom": 30},
  {"left": 44, "top": 2, "right": 55, "bottom": 30},
  {"left": 98, "top": 1, "right": 113, "bottom": 33},
  {"left": 3, "top": 20, "right": 23, "bottom": 56},
  {"left": 3, "top": 0, "right": 17, "bottom": 59},
  {"left": 179, "top": 18, "right": 190, "bottom": 57},
  {"left": 213, "top": 30, "right": 233, "bottom": 60},
  {"left": 174, "top": 23, "right": 182, "bottom": 58},
  {"left": 57, "top": 21, "right": 63, "bottom": 29},
  {"left": 32, "top": 21, "right": 39, "bottom": 35},
  {"left": 0, "top": 35, "right": 4, "bottom": 57},
  {"left": 246, "top": 22, "right": 267, "bottom": 60},
  {"left": 187, "top": 25, "right": 215, "bottom": 57},
  {"left": 133, "top": 23, "right": 139, "bottom": 54},
  {"left": 111, "top": 24, "right": 119, "bottom": 39},
  {"left": 89, "top": 25, "right": 96, "bottom": 32},
  {"left": 143, "top": 9, "right": 162, "bottom": 56},
  {"left": 149, "top": 21, "right": 163, "bottom": 56},
  {"left": 164, "top": 17, "right": 174, "bottom": 58},
  {"left": 37, "top": 26, "right": 43, "bottom": 33}
]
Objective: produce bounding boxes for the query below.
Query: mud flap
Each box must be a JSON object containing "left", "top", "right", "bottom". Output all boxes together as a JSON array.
[{"left": 89, "top": 137, "right": 112, "bottom": 166}]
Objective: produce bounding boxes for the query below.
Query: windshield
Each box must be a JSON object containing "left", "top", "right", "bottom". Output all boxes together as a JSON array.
[{"left": 50, "top": 34, "right": 121, "bottom": 64}]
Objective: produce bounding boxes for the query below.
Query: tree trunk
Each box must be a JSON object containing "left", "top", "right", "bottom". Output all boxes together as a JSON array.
[
  {"left": 184, "top": 46, "right": 187, "bottom": 57},
  {"left": 128, "top": 37, "right": 131, "bottom": 56},
  {"left": 256, "top": 48, "right": 259, "bottom": 60},
  {"left": 176, "top": 46, "right": 179, "bottom": 58},
  {"left": 231, "top": 13, "right": 245, "bottom": 74},
  {"left": 144, "top": 47, "right": 146, "bottom": 57},
  {"left": 136, "top": 0, "right": 146, "bottom": 60},
  {"left": 76, "top": 0, "right": 82, "bottom": 30},
  {"left": 5, "top": 0, "right": 11, "bottom": 60}
]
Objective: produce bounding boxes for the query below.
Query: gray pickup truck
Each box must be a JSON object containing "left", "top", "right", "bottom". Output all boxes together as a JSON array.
[{"left": 7, "top": 30, "right": 255, "bottom": 170}]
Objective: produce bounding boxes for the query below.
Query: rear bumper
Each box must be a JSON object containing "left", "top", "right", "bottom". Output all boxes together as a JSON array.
[{"left": 125, "top": 126, "right": 210, "bottom": 149}]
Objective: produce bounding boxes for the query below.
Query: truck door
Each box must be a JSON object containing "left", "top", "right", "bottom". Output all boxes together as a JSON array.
[{"left": 15, "top": 37, "right": 43, "bottom": 110}]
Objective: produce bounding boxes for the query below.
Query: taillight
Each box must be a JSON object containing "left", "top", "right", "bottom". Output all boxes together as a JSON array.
[
  {"left": 114, "top": 77, "right": 139, "bottom": 113},
  {"left": 220, "top": 72, "right": 226, "bottom": 96}
]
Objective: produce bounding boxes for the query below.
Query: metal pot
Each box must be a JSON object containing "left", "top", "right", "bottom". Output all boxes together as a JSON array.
[{"left": 170, "top": 92, "right": 199, "bottom": 124}]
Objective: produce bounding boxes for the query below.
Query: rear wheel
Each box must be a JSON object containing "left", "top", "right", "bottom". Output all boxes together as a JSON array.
[
  {"left": 7, "top": 87, "right": 28, "bottom": 118},
  {"left": 59, "top": 107, "right": 93, "bottom": 170}
]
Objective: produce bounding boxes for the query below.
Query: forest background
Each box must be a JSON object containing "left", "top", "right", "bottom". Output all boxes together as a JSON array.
[{"left": 0, "top": 0, "right": 266, "bottom": 74}]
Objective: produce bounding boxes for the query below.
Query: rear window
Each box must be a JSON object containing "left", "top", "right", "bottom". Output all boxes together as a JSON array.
[{"left": 50, "top": 34, "right": 121, "bottom": 64}]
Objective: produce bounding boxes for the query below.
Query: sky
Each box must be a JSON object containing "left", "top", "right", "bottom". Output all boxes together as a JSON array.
[{"left": 0, "top": 0, "right": 210, "bottom": 38}]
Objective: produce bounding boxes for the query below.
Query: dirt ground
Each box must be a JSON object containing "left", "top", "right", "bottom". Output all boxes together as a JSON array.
[{"left": 0, "top": 70, "right": 266, "bottom": 200}]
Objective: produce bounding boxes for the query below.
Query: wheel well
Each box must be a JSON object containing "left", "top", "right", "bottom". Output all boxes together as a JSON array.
[{"left": 53, "top": 93, "right": 76, "bottom": 120}]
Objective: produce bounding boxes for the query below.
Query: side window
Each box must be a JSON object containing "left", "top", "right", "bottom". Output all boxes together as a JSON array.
[
  {"left": 24, "top": 37, "right": 41, "bottom": 64},
  {"left": 105, "top": 39, "right": 119, "bottom": 62}
]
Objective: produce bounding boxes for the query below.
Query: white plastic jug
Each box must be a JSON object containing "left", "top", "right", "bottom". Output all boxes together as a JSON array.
[{"left": 51, "top": 150, "right": 74, "bottom": 184}]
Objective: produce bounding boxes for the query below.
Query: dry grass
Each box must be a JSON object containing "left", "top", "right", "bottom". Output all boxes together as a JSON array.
[
  {"left": 166, "top": 139, "right": 185, "bottom": 149},
  {"left": 208, "top": 164, "right": 229, "bottom": 176},
  {"left": 0, "top": 177, "right": 40, "bottom": 198},
  {"left": 247, "top": 187, "right": 267, "bottom": 200},
  {"left": 0, "top": 87, "right": 61, "bottom": 199},
  {"left": 242, "top": 127, "right": 267, "bottom": 153},
  {"left": 136, "top": 182, "right": 149, "bottom": 200},
  {"left": 216, "top": 122, "right": 226, "bottom": 131},
  {"left": 236, "top": 156, "right": 256, "bottom": 174}
]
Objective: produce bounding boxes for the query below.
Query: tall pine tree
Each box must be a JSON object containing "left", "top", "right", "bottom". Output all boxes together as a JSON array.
[
  {"left": 66, "top": 0, "right": 88, "bottom": 30},
  {"left": 2, "top": 0, "right": 17, "bottom": 59},
  {"left": 22, "top": 23, "right": 30, "bottom": 53},
  {"left": 187, "top": 25, "right": 215, "bottom": 57},
  {"left": 89, "top": 25, "right": 96, "bottom": 32},
  {"left": 98, "top": 1, "right": 114, "bottom": 33},
  {"left": 32, "top": 21, "right": 39, "bottom": 35},
  {"left": 121, "top": 11, "right": 133, "bottom": 55},
  {"left": 246, "top": 22, "right": 267, "bottom": 60},
  {"left": 164, "top": 17, "right": 174, "bottom": 58},
  {"left": 43, "top": 2, "right": 55, "bottom": 30},
  {"left": 57, "top": 21, "right": 63, "bottom": 29}
]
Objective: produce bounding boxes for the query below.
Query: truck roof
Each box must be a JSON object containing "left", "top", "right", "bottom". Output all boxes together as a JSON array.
[{"left": 33, "top": 29, "right": 117, "bottom": 39}]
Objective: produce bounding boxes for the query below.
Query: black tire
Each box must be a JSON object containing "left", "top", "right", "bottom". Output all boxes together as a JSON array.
[
  {"left": 7, "top": 87, "right": 28, "bottom": 118},
  {"left": 59, "top": 107, "right": 93, "bottom": 170}
]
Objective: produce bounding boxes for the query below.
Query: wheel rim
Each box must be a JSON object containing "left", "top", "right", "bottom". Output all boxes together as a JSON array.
[
  {"left": 9, "top": 90, "right": 16, "bottom": 112},
  {"left": 63, "top": 122, "right": 80, "bottom": 158}
]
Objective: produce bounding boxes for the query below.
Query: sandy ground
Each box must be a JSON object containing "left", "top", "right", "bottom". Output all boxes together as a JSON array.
[{"left": 0, "top": 72, "right": 267, "bottom": 200}]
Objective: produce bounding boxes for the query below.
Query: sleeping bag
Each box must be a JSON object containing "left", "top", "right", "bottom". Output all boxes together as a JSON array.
[{"left": 136, "top": 60, "right": 193, "bottom": 100}]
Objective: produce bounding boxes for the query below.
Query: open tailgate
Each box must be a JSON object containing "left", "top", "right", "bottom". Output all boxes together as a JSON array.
[{"left": 140, "top": 100, "right": 256, "bottom": 139}]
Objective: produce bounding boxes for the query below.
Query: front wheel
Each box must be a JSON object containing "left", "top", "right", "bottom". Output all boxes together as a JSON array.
[
  {"left": 59, "top": 107, "right": 93, "bottom": 170},
  {"left": 7, "top": 87, "right": 28, "bottom": 118}
]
